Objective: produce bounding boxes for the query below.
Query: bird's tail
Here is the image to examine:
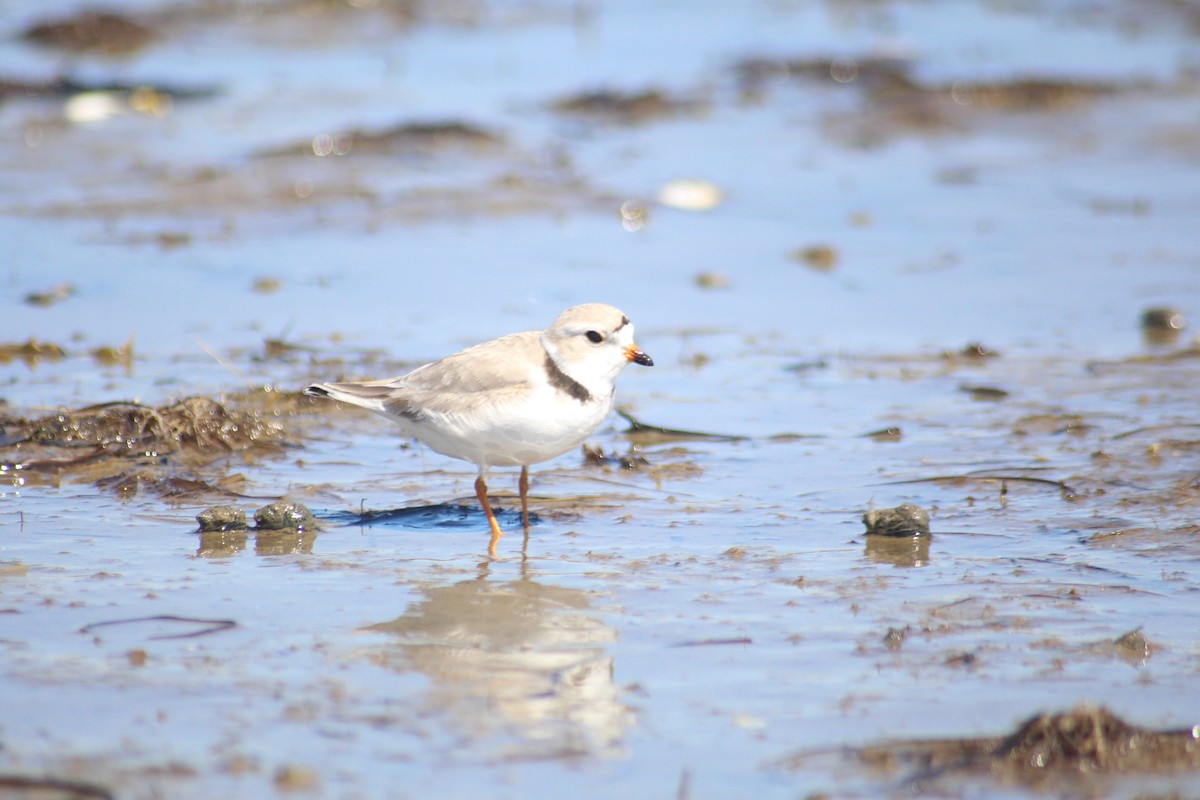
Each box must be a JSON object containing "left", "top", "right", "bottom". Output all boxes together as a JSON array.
[{"left": 304, "top": 382, "right": 395, "bottom": 413}]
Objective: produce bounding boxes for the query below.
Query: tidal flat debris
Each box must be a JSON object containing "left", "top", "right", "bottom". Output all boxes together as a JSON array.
[
  {"left": 582, "top": 443, "right": 649, "bottom": 470},
  {"left": 1, "top": 392, "right": 297, "bottom": 496},
  {"left": 23, "top": 283, "right": 76, "bottom": 307},
  {"left": 100, "top": 472, "right": 243, "bottom": 501},
  {"left": 882, "top": 627, "right": 907, "bottom": 651},
  {"left": 789, "top": 244, "right": 839, "bottom": 271},
  {"left": 862, "top": 503, "right": 930, "bottom": 537},
  {"left": 252, "top": 276, "right": 282, "bottom": 294},
  {"left": 0, "top": 338, "right": 67, "bottom": 367},
  {"left": 22, "top": 9, "right": 156, "bottom": 55},
  {"left": 80, "top": 614, "right": 236, "bottom": 641},
  {"left": 253, "top": 500, "right": 319, "bottom": 532},
  {"left": 246, "top": 502, "right": 319, "bottom": 555},
  {"left": 946, "top": 342, "right": 1000, "bottom": 361},
  {"left": 616, "top": 409, "right": 747, "bottom": 443},
  {"left": 0, "top": 337, "right": 132, "bottom": 369},
  {"left": 734, "top": 55, "right": 915, "bottom": 94},
  {"left": 89, "top": 337, "right": 135, "bottom": 367},
  {"left": 550, "top": 88, "right": 703, "bottom": 124},
  {"left": 258, "top": 121, "right": 503, "bottom": 160},
  {"left": 1142, "top": 306, "right": 1186, "bottom": 346},
  {"left": 693, "top": 271, "right": 730, "bottom": 290},
  {"left": 1111, "top": 627, "right": 1154, "bottom": 664},
  {"left": 960, "top": 384, "right": 1009, "bottom": 401},
  {"left": 0, "top": 775, "right": 114, "bottom": 800},
  {"left": 197, "top": 505, "right": 249, "bottom": 533},
  {"left": 274, "top": 764, "right": 320, "bottom": 793},
  {"left": 1141, "top": 307, "right": 1186, "bottom": 331},
  {"left": 17, "top": 397, "right": 283, "bottom": 456},
  {"left": 0, "top": 76, "right": 214, "bottom": 111},
  {"left": 862, "top": 426, "right": 902, "bottom": 442},
  {"left": 939, "top": 78, "right": 1120, "bottom": 111},
  {"left": 783, "top": 706, "right": 1200, "bottom": 791},
  {"left": 734, "top": 54, "right": 1124, "bottom": 140},
  {"left": 989, "top": 706, "right": 1199, "bottom": 774}
]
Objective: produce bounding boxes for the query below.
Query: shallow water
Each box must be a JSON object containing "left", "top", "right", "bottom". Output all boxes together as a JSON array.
[{"left": 3, "top": 1, "right": 1200, "bottom": 798}]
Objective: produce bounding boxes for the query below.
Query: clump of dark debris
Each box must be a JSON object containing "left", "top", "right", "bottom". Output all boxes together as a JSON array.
[
  {"left": 582, "top": 443, "right": 650, "bottom": 470},
  {"left": 197, "top": 499, "right": 318, "bottom": 533},
  {"left": 863, "top": 503, "right": 931, "bottom": 537},
  {"left": 1, "top": 392, "right": 304, "bottom": 484},
  {"left": 550, "top": 88, "right": 705, "bottom": 124},
  {"left": 0, "top": 338, "right": 67, "bottom": 367},
  {"left": 19, "top": 397, "right": 279, "bottom": 455},
  {"left": 22, "top": 9, "right": 157, "bottom": 55},
  {"left": 733, "top": 54, "right": 1125, "bottom": 141},
  {"left": 256, "top": 120, "right": 504, "bottom": 160},
  {"left": 783, "top": 705, "right": 1200, "bottom": 792},
  {"left": 253, "top": 499, "right": 319, "bottom": 531},
  {"left": 197, "top": 505, "right": 249, "bottom": 532},
  {"left": 195, "top": 500, "right": 319, "bottom": 559}
]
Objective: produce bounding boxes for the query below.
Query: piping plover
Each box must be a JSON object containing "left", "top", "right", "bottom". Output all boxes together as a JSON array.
[{"left": 304, "top": 303, "right": 653, "bottom": 554}]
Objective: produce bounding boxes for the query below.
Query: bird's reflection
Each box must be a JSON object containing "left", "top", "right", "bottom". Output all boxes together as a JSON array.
[{"left": 361, "top": 564, "right": 631, "bottom": 759}]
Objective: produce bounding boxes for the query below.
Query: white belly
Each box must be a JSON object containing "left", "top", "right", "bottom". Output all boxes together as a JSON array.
[{"left": 396, "top": 385, "right": 614, "bottom": 469}]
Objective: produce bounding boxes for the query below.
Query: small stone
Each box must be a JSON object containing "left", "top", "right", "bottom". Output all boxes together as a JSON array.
[
  {"left": 862, "top": 503, "right": 930, "bottom": 537},
  {"left": 960, "top": 384, "right": 1009, "bottom": 401},
  {"left": 1113, "top": 628, "right": 1153, "bottom": 663},
  {"left": 252, "top": 276, "right": 282, "bottom": 294},
  {"left": 789, "top": 244, "right": 839, "bottom": 271},
  {"left": 863, "top": 426, "right": 903, "bottom": 442},
  {"left": 1140, "top": 307, "right": 1185, "bottom": 331},
  {"left": 0, "top": 561, "right": 28, "bottom": 577},
  {"left": 883, "top": 627, "right": 907, "bottom": 651},
  {"left": 1141, "top": 307, "right": 1186, "bottom": 346},
  {"left": 954, "top": 342, "right": 999, "bottom": 359},
  {"left": 274, "top": 764, "right": 319, "bottom": 792},
  {"left": 694, "top": 271, "right": 730, "bottom": 289},
  {"left": 253, "top": 500, "right": 319, "bottom": 532},
  {"left": 24, "top": 283, "right": 76, "bottom": 307},
  {"left": 197, "top": 506, "right": 248, "bottom": 532}
]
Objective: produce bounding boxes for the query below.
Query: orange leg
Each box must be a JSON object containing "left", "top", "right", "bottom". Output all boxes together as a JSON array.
[
  {"left": 519, "top": 466, "right": 531, "bottom": 532},
  {"left": 475, "top": 474, "right": 503, "bottom": 556}
]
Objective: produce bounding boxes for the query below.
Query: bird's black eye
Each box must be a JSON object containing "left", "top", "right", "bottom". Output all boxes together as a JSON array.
[{"left": 585, "top": 330, "right": 603, "bottom": 344}]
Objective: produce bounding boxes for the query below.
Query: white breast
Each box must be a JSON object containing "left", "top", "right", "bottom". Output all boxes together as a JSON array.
[{"left": 399, "top": 380, "right": 615, "bottom": 469}]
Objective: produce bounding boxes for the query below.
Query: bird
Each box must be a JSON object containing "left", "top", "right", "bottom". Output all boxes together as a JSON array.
[{"left": 304, "top": 303, "right": 653, "bottom": 554}]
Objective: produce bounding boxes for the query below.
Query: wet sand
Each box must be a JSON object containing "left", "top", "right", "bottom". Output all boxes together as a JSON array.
[{"left": 3, "top": 1, "right": 1200, "bottom": 798}]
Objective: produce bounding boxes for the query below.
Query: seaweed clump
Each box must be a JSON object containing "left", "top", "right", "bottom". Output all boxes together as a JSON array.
[
  {"left": 1, "top": 395, "right": 291, "bottom": 484},
  {"left": 22, "top": 397, "right": 279, "bottom": 455},
  {"left": 784, "top": 705, "right": 1200, "bottom": 793}
]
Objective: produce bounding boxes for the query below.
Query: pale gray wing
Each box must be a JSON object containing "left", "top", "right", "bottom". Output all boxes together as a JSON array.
[
  {"left": 383, "top": 331, "right": 543, "bottom": 418},
  {"left": 398, "top": 331, "right": 542, "bottom": 392},
  {"left": 307, "top": 331, "right": 542, "bottom": 419}
]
